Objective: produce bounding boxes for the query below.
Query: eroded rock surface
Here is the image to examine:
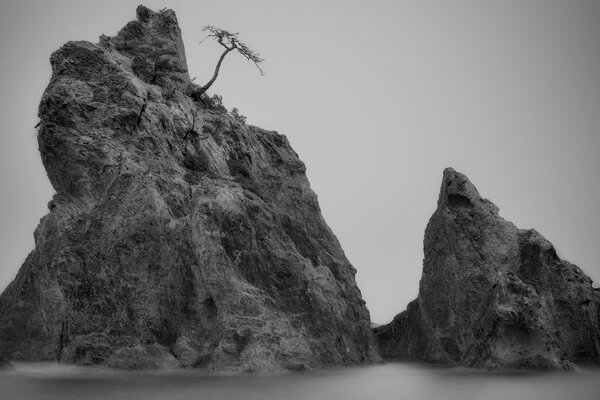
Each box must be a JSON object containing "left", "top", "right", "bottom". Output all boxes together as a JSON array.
[
  {"left": 375, "top": 168, "right": 600, "bottom": 369},
  {"left": 0, "top": 6, "right": 378, "bottom": 372}
]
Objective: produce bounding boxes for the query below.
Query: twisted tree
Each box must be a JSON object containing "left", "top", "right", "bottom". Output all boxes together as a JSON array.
[{"left": 192, "top": 26, "right": 264, "bottom": 99}]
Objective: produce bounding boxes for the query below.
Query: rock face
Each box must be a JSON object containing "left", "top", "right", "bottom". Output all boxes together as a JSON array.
[
  {"left": 0, "top": 6, "right": 378, "bottom": 372},
  {"left": 375, "top": 168, "right": 600, "bottom": 369}
]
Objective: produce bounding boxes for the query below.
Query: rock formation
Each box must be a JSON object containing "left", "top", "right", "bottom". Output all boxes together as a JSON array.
[
  {"left": 375, "top": 168, "right": 600, "bottom": 369},
  {"left": 0, "top": 6, "right": 378, "bottom": 372}
]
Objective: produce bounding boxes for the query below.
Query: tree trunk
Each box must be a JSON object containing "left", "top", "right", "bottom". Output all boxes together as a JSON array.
[{"left": 194, "top": 47, "right": 233, "bottom": 98}]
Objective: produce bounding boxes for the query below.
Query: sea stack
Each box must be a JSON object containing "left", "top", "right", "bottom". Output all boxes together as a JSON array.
[
  {"left": 375, "top": 168, "right": 600, "bottom": 369},
  {"left": 0, "top": 6, "right": 378, "bottom": 372}
]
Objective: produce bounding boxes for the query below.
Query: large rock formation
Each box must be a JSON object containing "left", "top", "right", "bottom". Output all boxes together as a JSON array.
[
  {"left": 375, "top": 168, "right": 600, "bottom": 369},
  {"left": 0, "top": 6, "right": 378, "bottom": 372}
]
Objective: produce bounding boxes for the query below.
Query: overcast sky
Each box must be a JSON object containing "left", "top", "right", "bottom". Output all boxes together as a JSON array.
[{"left": 0, "top": 0, "right": 599, "bottom": 323}]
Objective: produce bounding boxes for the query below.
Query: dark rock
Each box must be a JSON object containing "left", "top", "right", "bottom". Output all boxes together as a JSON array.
[
  {"left": 285, "top": 362, "right": 309, "bottom": 372},
  {"left": 172, "top": 336, "right": 206, "bottom": 368},
  {"left": 0, "top": 354, "right": 10, "bottom": 369},
  {"left": 61, "top": 332, "right": 112, "bottom": 365},
  {"left": 0, "top": 6, "right": 378, "bottom": 372},
  {"left": 107, "top": 344, "right": 180, "bottom": 369},
  {"left": 375, "top": 168, "right": 600, "bottom": 370}
]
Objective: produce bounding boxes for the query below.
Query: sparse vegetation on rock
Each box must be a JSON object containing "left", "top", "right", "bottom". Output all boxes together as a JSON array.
[
  {"left": 191, "top": 25, "right": 264, "bottom": 100},
  {"left": 230, "top": 107, "right": 247, "bottom": 124}
]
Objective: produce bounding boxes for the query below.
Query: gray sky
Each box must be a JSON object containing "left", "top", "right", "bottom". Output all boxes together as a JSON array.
[{"left": 0, "top": 0, "right": 599, "bottom": 324}]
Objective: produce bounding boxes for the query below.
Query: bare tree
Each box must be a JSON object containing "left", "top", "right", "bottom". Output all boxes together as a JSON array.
[{"left": 192, "top": 26, "right": 264, "bottom": 99}]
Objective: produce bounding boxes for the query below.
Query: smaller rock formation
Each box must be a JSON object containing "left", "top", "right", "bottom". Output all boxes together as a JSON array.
[{"left": 375, "top": 168, "right": 600, "bottom": 369}]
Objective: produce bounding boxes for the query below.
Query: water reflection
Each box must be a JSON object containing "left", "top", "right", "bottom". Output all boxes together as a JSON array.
[{"left": 1, "top": 362, "right": 599, "bottom": 400}]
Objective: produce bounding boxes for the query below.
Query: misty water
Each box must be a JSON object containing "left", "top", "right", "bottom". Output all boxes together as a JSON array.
[{"left": 1, "top": 363, "right": 599, "bottom": 400}]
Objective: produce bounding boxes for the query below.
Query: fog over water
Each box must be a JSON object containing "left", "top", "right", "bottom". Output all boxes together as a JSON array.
[{"left": 1, "top": 363, "right": 599, "bottom": 400}]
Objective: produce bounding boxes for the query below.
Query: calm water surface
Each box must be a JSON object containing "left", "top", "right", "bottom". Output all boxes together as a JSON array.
[{"left": 1, "top": 362, "right": 599, "bottom": 400}]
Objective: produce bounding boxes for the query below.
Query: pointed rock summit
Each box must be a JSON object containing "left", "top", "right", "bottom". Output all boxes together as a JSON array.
[
  {"left": 0, "top": 6, "right": 378, "bottom": 371},
  {"left": 375, "top": 168, "right": 600, "bottom": 369}
]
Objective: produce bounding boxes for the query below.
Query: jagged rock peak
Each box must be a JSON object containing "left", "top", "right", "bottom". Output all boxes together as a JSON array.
[
  {"left": 0, "top": 6, "right": 379, "bottom": 372},
  {"left": 437, "top": 167, "right": 500, "bottom": 216},
  {"left": 438, "top": 167, "right": 480, "bottom": 206},
  {"left": 375, "top": 168, "right": 600, "bottom": 370},
  {"left": 113, "top": 5, "right": 190, "bottom": 88}
]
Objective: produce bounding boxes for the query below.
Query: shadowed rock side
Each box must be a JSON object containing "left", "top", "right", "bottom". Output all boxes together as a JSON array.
[
  {"left": 0, "top": 6, "right": 378, "bottom": 372},
  {"left": 375, "top": 168, "right": 600, "bottom": 370}
]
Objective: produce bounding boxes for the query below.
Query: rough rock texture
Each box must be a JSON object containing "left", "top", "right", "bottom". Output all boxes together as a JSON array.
[
  {"left": 375, "top": 168, "right": 600, "bottom": 369},
  {"left": 0, "top": 6, "right": 378, "bottom": 372}
]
